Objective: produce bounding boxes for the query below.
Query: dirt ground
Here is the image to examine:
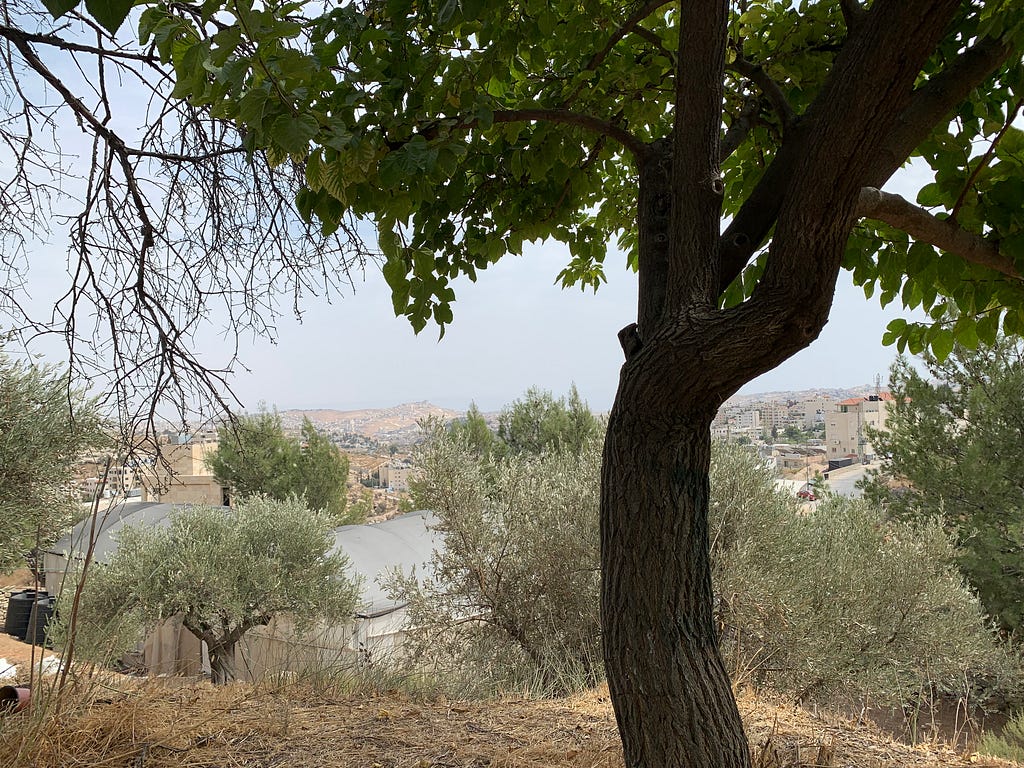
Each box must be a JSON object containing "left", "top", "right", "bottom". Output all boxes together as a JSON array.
[{"left": 0, "top": 678, "right": 1018, "bottom": 768}]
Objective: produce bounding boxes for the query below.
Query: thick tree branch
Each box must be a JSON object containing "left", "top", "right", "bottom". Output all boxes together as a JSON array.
[
  {"left": 491, "top": 109, "right": 646, "bottom": 157},
  {"left": 719, "top": 31, "right": 1015, "bottom": 294},
  {"left": 858, "top": 187, "right": 1021, "bottom": 280},
  {"left": 868, "top": 35, "right": 1015, "bottom": 186},
  {"left": 839, "top": 0, "right": 867, "bottom": 34},
  {"left": 720, "top": 93, "right": 762, "bottom": 159},
  {"left": 728, "top": 56, "right": 796, "bottom": 128},
  {"left": 721, "top": 0, "right": 965, "bottom": 389},
  {"left": 665, "top": 0, "right": 729, "bottom": 309}
]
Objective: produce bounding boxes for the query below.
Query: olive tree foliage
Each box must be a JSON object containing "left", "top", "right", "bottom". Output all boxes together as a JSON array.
[
  {"left": 710, "top": 446, "right": 1018, "bottom": 708},
  {"left": 35, "top": 0, "right": 1024, "bottom": 762},
  {"left": 0, "top": 0, "right": 367, "bottom": 444},
  {"left": 207, "top": 408, "right": 359, "bottom": 524},
  {"left": 862, "top": 340, "right": 1024, "bottom": 635},
  {"left": 68, "top": 496, "right": 360, "bottom": 684},
  {"left": 387, "top": 425, "right": 603, "bottom": 696},
  {"left": 0, "top": 349, "right": 106, "bottom": 571},
  {"left": 391, "top": 431, "right": 1013, "bottom": 704}
]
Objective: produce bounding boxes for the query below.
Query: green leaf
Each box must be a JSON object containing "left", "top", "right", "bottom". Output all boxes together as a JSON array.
[
  {"left": 41, "top": 0, "right": 78, "bottom": 19},
  {"left": 977, "top": 313, "right": 999, "bottom": 346},
  {"left": 270, "top": 114, "right": 319, "bottom": 154},
  {"left": 83, "top": 0, "right": 135, "bottom": 33},
  {"left": 931, "top": 328, "right": 955, "bottom": 361},
  {"left": 237, "top": 89, "right": 270, "bottom": 127}
]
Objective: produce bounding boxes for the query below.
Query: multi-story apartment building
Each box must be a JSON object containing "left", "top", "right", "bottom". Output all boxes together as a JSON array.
[
  {"left": 825, "top": 393, "right": 893, "bottom": 461},
  {"left": 758, "top": 400, "right": 791, "bottom": 432},
  {"left": 792, "top": 396, "right": 832, "bottom": 430}
]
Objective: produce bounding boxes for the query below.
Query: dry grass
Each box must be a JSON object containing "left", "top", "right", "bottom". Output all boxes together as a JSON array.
[{"left": 2, "top": 678, "right": 1021, "bottom": 768}]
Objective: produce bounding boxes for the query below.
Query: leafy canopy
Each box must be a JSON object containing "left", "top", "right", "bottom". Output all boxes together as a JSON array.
[
  {"left": 0, "top": 348, "right": 106, "bottom": 571},
  {"left": 863, "top": 340, "right": 1024, "bottom": 633},
  {"left": 207, "top": 408, "right": 359, "bottom": 524},
  {"left": 44, "top": 0, "right": 1024, "bottom": 353}
]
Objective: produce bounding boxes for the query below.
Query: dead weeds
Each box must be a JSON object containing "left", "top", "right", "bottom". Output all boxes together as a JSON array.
[{"left": 0, "top": 679, "right": 1019, "bottom": 768}]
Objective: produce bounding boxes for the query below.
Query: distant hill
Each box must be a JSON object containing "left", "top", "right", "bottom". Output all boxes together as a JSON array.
[
  {"left": 279, "top": 402, "right": 461, "bottom": 445},
  {"left": 275, "top": 386, "right": 885, "bottom": 446}
]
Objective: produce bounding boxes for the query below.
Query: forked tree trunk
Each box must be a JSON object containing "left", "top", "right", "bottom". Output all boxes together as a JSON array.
[{"left": 601, "top": 371, "right": 750, "bottom": 768}]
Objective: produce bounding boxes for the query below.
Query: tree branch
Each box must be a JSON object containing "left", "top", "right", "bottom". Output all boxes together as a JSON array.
[
  {"left": 839, "top": 0, "right": 867, "bottom": 34},
  {"left": 857, "top": 187, "right": 1021, "bottom": 280},
  {"left": 666, "top": 0, "right": 729, "bottom": 308},
  {"left": 582, "top": 0, "right": 675, "bottom": 76},
  {"left": 728, "top": 56, "right": 796, "bottom": 128},
  {"left": 720, "top": 93, "right": 762, "bottom": 160},
  {"left": 0, "top": 24, "right": 158, "bottom": 63},
  {"left": 868, "top": 34, "right": 1015, "bottom": 187},
  {"left": 951, "top": 98, "right": 1023, "bottom": 219},
  {"left": 489, "top": 109, "right": 647, "bottom": 159},
  {"left": 718, "top": 30, "right": 1015, "bottom": 294}
]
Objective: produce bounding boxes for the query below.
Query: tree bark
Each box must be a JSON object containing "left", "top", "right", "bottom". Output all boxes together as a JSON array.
[
  {"left": 209, "top": 640, "right": 238, "bottom": 685},
  {"left": 601, "top": 362, "right": 749, "bottom": 768}
]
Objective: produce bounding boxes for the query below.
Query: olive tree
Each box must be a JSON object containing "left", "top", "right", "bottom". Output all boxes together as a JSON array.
[
  {"left": 0, "top": 349, "right": 106, "bottom": 572},
  {"left": 23, "top": 0, "right": 1024, "bottom": 762},
  {"left": 75, "top": 496, "right": 360, "bottom": 684},
  {"left": 390, "top": 425, "right": 604, "bottom": 695},
  {"left": 395, "top": 430, "right": 1014, "bottom": 707}
]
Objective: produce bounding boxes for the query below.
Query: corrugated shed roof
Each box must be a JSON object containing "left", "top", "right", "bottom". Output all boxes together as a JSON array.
[
  {"left": 46, "top": 502, "right": 184, "bottom": 563},
  {"left": 332, "top": 511, "right": 439, "bottom": 617},
  {"left": 47, "top": 503, "right": 440, "bottom": 619}
]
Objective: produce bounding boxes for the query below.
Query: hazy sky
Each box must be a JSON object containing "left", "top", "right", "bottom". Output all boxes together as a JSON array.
[{"left": 218, "top": 244, "right": 918, "bottom": 414}]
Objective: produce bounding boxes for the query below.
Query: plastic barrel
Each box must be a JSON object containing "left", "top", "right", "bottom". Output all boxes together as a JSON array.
[
  {"left": 0, "top": 685, "right": 30, "bottom": 713},
  {"left": 3, "top": 590, "right": 45, "bottom": 641},
  {"left": 25, "top": 595, "right": 56, "bottom": 647}
]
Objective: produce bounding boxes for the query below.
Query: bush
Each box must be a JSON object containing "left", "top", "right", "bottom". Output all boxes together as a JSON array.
[
  {"left": 711, "top": 446, "right": 1018, "bottom": 707},
  {"left": 977, "top": 709, "right": 1024, "bottom": 763},
  {"left": 386, "top": 428, "right": 602, "bottom": 696},
  {"left": 391, "top": 434, "right": 1017, "bottom": 705}
]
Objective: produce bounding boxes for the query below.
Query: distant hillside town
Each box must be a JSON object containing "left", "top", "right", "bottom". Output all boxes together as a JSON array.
[{"left": 71, "top": 385, "right": 895, "bottom": 516}]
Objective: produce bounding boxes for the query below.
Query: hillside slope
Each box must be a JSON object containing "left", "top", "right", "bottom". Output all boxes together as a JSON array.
[{"left": 2, "top": 680, "right": 1018, "bottom": 768}]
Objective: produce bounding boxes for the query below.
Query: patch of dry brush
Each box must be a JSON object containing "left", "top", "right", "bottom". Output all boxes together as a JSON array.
[{"left": 0, "top": 680, "right": 1019, "bottom": 768}]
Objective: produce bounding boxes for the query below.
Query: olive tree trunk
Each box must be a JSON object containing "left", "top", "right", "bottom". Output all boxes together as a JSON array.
[{"left": 208, "top": 640, "right": 239, "bottom": 685}]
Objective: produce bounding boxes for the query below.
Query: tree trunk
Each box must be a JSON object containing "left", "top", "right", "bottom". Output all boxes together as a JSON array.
[
  {"left": 601, "top": 367, "right": 749, "bottom": 768},
  {"left": 208, "top": 640, "right": 238, "bottom": 685}
]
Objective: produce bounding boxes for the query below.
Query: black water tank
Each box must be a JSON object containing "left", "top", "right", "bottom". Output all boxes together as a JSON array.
[
  {"left": 3, "top": 590, "right": 45, "bottom": 640},
  {"left": 25, "top": 595, "right": 56, "bottom": 647}
]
